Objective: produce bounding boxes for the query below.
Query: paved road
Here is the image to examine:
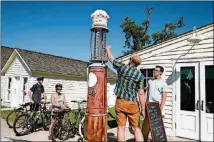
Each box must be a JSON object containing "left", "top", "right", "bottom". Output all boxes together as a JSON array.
[{"left": 1, "top": 119, "right": 193, "bottom": 141}]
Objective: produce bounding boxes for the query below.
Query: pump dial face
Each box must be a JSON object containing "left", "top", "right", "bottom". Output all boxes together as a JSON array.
[{"left": 88, "top": 72, "right": 97, "bottom": 87}]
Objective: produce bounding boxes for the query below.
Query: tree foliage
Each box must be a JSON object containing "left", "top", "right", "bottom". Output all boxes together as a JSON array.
[{"left": 120, "top": 8, "right": 185, "bottom": 55}]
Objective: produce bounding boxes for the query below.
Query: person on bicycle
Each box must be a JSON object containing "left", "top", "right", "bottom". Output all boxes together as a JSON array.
[
  {"left": 105, "top": 46, "right": 145, "bottom": 142},
  {"left": 48, "top": 83, "right": 68, "bottom": 140},
  {"left": 28, "top": 76, "right": 46, "bottom": 111}
]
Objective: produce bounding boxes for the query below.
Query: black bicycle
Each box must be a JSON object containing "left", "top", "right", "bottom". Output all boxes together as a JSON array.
[
  {"left": 51, "top": 100, "right": 86, "bottom": 142},
  {"left": 6, "top": 102, "right": 32, "bottom": 128},
  {"left": 51, "top": 107, "right": 73, "bottom": 141},
  {"left": 13, "top": 101, "right": 51, "bottom": 136}
]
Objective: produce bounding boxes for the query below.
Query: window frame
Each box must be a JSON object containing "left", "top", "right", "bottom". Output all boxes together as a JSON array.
[
  {"left": 140, "top": 68, "right": 155, "bottom": 89},
  {"left": 22, "top": 77, "right": 28, "bottom": 103},
  {"left": 6, "top": 77, "right": 12, "bottom": 102}
]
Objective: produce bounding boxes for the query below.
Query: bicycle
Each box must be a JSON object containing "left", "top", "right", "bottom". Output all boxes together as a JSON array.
[
  {"left": 51, "top": 107, "right": 73, "bottom": 141},
  {"left": 6, "top": 102, "right": 32, "bottom": 128},
  {"left": 51, "top": 100, "right": 86, "bottom": 142},
  {"left": 13, "top": 101, "right": 51, "bottom": 136}
]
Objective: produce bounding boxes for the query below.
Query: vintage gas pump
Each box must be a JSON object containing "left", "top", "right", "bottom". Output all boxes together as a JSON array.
[{"left": 84, "top": 10, "right": 110, "bottom": 142}]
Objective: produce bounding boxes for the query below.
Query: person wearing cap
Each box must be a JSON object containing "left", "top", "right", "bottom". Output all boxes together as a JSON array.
[
  {"left": 105, "top": 46, "right": 145, "bottom": 142},
  {"left": 28, "top": 76, "right": 46, "bottom": 111}
]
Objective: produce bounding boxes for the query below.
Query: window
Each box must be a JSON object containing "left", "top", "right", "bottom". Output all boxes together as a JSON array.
[
  {"left": 22, "top": 77, "right": 28, "bottom": 102},
  {"left": 140, "top": 69, "right": 154, "bottom": 88},
  {"left": 205, "top": 65, "right": 214, "bottom": 113},
  {"left": 7, "top": 77, "right": 12, "bottom": 101}
]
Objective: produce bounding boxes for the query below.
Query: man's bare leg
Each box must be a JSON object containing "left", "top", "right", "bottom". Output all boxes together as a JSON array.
[
  {"left": 117, "top": 127, "right": 126, "bottom": 141},
  {"left": 132, "top": 127, "right": 144, "bottom": 142}
]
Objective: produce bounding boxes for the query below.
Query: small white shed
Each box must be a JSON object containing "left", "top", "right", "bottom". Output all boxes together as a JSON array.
[{"left": 1, "top": 46, "right": 117, "bottom": 109}]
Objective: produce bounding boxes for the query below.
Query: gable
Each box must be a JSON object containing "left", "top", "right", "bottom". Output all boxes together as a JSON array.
[
  {"left": 4, "top": 57, "right": 30, "bottom": 76},
  {"left": 1, "top": 50, "right": 31, "bottom": 76}
]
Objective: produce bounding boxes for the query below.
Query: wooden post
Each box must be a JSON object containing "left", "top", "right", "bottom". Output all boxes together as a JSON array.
[{"left": 142, "top": 116, "right": 150, "bottom": 141}]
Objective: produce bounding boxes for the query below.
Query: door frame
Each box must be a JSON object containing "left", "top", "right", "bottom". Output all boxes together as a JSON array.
[
  {"left": 11, "top": 76, "right": 21, "bottom": 108},
  {"left": 200, "top": 61, "right": 214, "bottom": 141},
  {"left": 175, "top": 62, "right": 200, "bottom": 140}
]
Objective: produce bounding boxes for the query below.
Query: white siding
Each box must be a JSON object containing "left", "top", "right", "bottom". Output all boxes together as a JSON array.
[
  {"left": 119, "top": 24, "right": 214, "bottom": 136},
  {"left": 1, "top": 57, "right": 30, "bottom": 107},
  {"left": 1, "top": 76, "right": 10, "bottom": 106},
  {"left": 5, "top": 57, "right": 29, "bottom": 76},
  {"left": 28, "top": 77, "right": 115, "bottom": 110}
]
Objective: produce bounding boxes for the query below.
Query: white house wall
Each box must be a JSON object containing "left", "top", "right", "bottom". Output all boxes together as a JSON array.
[
  {"left": 5, "top": 57, "right": 29, "bottom": 76},
  {"left": 1, "top": 76, "right": 8, "bottom": 106},
  {"left": 1, "top": 56, "right": 116, "bottom": 108},
  {"left": 29, "top": 77, "right": 115, "bottom": 110},
  {"left": 2, "top": 57, "right": 30, "bottom": 106},
  {"left": 119, "top": 24, "right": 214, "bottom": 136}
]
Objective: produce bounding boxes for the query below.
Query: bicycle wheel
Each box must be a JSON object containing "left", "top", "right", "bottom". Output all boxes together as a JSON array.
[
  {"left": 59, "top": 119, "right": 71, "bottom": 141},
  {"left": 6, "top": 109, "right": 23, "bottom": 128},
  {"left": 42, "top": 110, "right": 51, "bottom": 130},
  {"left": 51, "top": 119, "right": 64, "bottom": 141},
  {"left": 13, "top": 113, "right": 33, "bottom": 136},
  {"left": 78, "top": 116, "right": 85, "bottom": 138}
]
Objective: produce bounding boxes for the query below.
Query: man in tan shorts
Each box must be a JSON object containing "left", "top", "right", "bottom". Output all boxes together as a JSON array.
[{"left": 105, "top": 46, "right": 146, "bottom": 142}]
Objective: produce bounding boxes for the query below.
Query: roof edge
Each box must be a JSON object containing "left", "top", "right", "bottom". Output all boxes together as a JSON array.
[
  {"left": 1, "top": 49, "right": 32, "bottom": 75},
  {"left": 117, "top": 22, "right": 214, "bottom": 60}
]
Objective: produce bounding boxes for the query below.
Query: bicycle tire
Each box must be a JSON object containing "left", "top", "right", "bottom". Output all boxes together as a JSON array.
[
  {"left": 60, "top": 119, "right": 70, "bottom": 141},
  {"left": 42, "top": 110, "right": 51, "bottom": 130},
  {"left": 51, "top": 119, "right": 62, "bottom": 141},
  {"left": 13, "top": 113, "right": 33, "bottom": 136},
  {"left": 78, "top": 116, "right": 85, "bottom": 138},
  {"left": 6, "top": 109, "right": 23, "bottom": 128}
]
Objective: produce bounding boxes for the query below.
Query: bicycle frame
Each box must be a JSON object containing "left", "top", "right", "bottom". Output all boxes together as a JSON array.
[{"left": 29, "top": 102, "right": 50, "bottom": 126}]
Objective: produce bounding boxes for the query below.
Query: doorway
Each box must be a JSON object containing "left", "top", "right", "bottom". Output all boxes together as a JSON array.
[{"left": 175, "top": 61, "right": 214, "bottom": 141}]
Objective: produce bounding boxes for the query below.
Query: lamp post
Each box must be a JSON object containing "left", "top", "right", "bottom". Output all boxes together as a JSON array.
[{"left": 84, "top": 10, "right": 110, "bottom": 142}]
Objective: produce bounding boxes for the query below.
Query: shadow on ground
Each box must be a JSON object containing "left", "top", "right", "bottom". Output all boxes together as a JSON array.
[
  {"left": 107, "top": 132, "right": 117, "bottom": 142},
  {"left": 107, "top": 120, "right": 117, "bottom": 128},
  {"left": 107, "top": 133, "right": 135, "bottom": 142}
]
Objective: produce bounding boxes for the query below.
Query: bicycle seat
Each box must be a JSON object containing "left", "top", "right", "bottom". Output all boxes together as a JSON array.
[
  {"left": 53, "top": 109, "right": 64, "bottom": 113},
  {"left": 25, "top": 102, "right": 32, "bottom": 106},
  {"left": 41, "top": 101, "right": 50, "bottom": 104},
  {"left": 20, "top": 102, "right": 31, "bottom": 107},
  {"left": 81, "top": 100, "right": 87, "bottom": 103},
  {"left": 63, "top": 108, "right": 71, "bottom": 113},
  {"left": 17, "top": 107, "right": 24, "bottom": 111}
]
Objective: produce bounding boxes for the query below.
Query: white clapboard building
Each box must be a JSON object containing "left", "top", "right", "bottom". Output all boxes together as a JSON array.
[
  {"left": 1, "top": 46, "right": 117, "bottom": 109},
  {"left": 117, "top": 23, "right": 213, "bottom": 141}
]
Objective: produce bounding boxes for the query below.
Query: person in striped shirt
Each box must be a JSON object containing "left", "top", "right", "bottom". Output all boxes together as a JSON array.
[{"left": 105, "top": 46, "right": 145, "bottom": 142}]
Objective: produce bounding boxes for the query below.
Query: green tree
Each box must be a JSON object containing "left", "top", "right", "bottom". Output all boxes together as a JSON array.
[{"left": 120, "top": 8, "right": 185, "bottom": 55}]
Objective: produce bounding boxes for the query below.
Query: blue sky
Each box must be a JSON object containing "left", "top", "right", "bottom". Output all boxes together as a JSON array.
[{"left": 2, "top": 1, "right": 213, "bottom": 68}]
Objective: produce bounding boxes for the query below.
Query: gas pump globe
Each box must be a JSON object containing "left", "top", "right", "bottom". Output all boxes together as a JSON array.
[{"left": 90, "top": 10, "right": 109, "bottom": 63}]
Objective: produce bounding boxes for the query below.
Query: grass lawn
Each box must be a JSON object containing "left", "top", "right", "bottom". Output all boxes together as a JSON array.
[
  {"left": 1, "top": 107, "right": 118, "bottom": 129},
  {"left": 1, "top": 105, "right": 10, "bottom": 109},
  {"left": 1, "top": 107, "right": 143, "bottom": 130}
]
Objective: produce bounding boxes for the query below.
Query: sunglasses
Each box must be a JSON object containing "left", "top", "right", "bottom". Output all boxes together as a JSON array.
[
  {"left": 56, "top": 88, "right": 62, "bottom": 91},
  {"left": 154, "top": 69, "right": 161, "bottom": 72}
]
